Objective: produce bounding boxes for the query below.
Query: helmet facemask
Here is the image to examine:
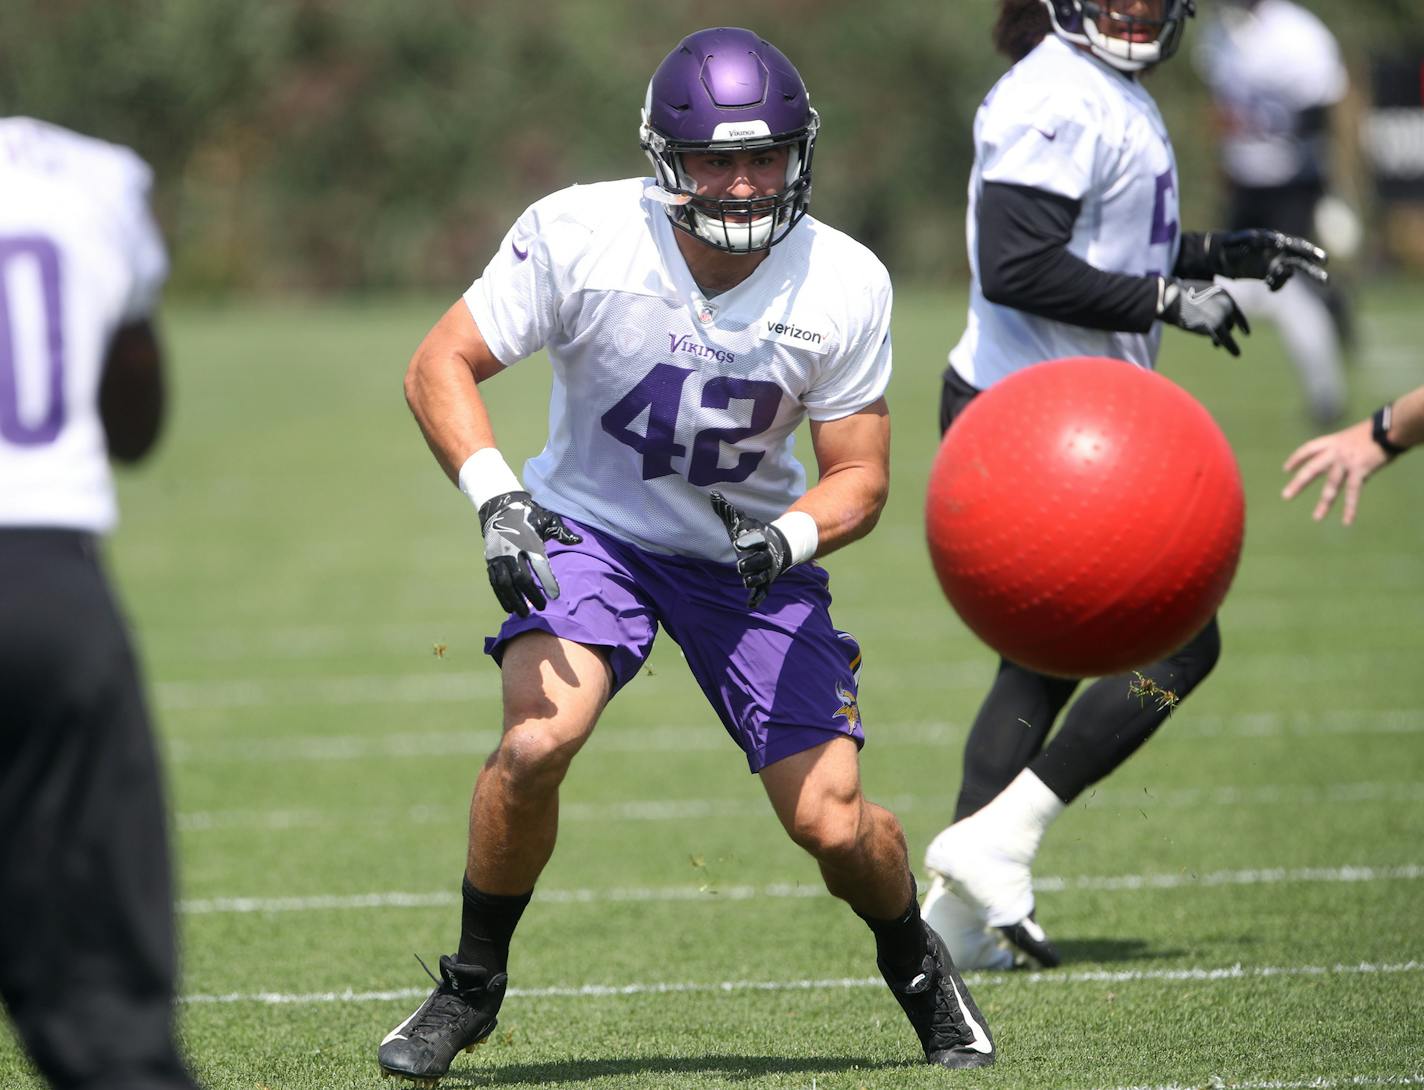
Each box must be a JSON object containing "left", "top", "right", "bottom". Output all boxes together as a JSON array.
[
  {"left": 640, "top": 109, "right": 819, "bottom": 254},
  {"left": 1043, "top": 0, "right": 1196, "bottom": 73}
]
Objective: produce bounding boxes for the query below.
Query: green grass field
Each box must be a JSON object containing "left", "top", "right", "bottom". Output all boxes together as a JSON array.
[{"left": 4, "top": 284, "right": 1423, "bottom": 1089}]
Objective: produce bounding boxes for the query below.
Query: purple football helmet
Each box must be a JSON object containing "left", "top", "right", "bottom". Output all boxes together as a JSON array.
[
  {"left": 640, "top": 27, "right": 819, "bottom": 253},
  {"left": 1041, "top": 0, "right": 1196, "bottom": 72}
]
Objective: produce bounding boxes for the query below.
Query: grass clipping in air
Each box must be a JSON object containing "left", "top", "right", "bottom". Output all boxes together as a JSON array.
[{"left": 1129, "top": 671, "right": 1180, "bottom": 712}]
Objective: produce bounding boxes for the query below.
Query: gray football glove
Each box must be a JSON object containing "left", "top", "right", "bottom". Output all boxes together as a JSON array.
[
  {"left": 478, "top": 491, "right": 581, "bottom": 617},
  {"left": 1205, "top": 229, "right": 1329, "bottom": 290},
  {"left": 710, "top": 491, "right": 791, "bottom": 609},
  {"left": 1159, "top": 278, "right": 1251, "bottom": 357}
]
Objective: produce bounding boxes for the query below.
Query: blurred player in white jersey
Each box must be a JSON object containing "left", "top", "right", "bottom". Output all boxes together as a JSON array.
[
  {"left": 0, "top": 119, "right": 201, "bottom": 1090},
  {"left": 1195, "top": 0, "right": 1352, "bottom": 425},
  {"left": 920, "top": 0, "right": 1329, "bottom": 972},
  {"left": 376, "top": 27, "right": 994, "bottom": 1085}
]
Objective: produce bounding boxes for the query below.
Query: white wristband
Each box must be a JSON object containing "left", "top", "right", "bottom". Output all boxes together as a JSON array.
[
  {"left": 456, "top": 448, "right": 524, "bottom": 511},
  {"left": 771, "top": 510, "right": 819, "bottom": 567}
]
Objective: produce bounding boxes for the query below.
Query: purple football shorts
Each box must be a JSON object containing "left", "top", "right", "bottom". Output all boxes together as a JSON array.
[{"left": 485, "top": 518, "right": 865, "bottom": 772}]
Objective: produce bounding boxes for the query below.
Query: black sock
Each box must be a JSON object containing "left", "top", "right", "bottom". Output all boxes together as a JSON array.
[
  {"left": 855, "top": 875, "right": 927, "bottom": 981},
  {"left": 456, "top": 877, "right": 531, "bottom": 974}
]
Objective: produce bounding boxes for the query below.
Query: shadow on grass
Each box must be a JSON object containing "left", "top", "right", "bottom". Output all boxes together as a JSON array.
[
  {"left": 1049, "top": 937, "right": 1184, "bottom": 963},
  {"left": 435, "top": 1052, "right": 912, "bottom": 1087}
]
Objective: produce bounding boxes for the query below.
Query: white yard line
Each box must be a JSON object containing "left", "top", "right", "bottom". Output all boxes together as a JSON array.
[
  {"left": 163, "top": 709, "right": 1424, "bottom": 764},
  {"left": 174, "top": 781, "right": 1424, "bottom": 833},
  {"left": 178, "top": 863, "right": 1424, "bottom": 915},
  {"left": 152, "top": 645, "right": 1424, "bottom": 713},
  {"left": 1107, "top": 1077, "right": 1424, "bottom": 1090},
  {"left": 180, "top": 958, "right": 1423, "bottom": 1005}
]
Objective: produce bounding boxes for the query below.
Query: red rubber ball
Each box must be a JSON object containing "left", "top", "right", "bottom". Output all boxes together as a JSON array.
[{"left": 926, "top": 356, "right": 1245, "bottom": 678}]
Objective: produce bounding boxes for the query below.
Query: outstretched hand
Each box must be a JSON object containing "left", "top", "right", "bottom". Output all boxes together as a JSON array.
[
  {"left": 1281, "top": 419, "right": 1388, "bottom": 526},
  {"left": 1211, "top": 229, "right": 1328, "bottom": 291},
  {"left": 710, "top": 491, "right": 791, "bottom": 609}
]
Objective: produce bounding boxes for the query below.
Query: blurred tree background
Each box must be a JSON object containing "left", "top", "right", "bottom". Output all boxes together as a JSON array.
[{"left": 0, "top": 0, "right": 1417, "bottom": 295}]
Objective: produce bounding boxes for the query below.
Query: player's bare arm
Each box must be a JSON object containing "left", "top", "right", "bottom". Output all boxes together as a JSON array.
[
  {"left": 797, "top": 397, "right": 891, "bottom": 555},
  {"left": 403, "top": 300, "right": 506, "bottom": 483},
  {"left": 99, "top": 319, "right": 165, "bottom": 463},
  {"left": 712, "top": 398, "right": 889, "bottom": 609},
  {"left": 405, "top": 301, "right": 579, "bottom": 617}
]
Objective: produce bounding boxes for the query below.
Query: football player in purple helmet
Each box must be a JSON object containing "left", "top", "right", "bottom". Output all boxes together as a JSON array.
[{"left": 378, "top": 27, "right": 995, "bottom": 1084}]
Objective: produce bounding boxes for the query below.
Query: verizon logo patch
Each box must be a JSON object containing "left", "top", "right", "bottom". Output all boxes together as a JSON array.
[{"left": 759, "top": 318, "right": 832, "bottom": 355}]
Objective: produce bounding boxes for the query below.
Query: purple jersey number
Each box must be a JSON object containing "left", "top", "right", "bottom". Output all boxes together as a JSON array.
[
  {"left": 0, "top": 235, "right": 66, "bottom": 446},
  {"left": 688, "top": 375, "right": 781, "bottom": 486},
  {"left": 600, "top": 363, "right": 691, "bottom": 480},
  {"left": 601, "top": 364, "right": 782, "bottom": 485},
  {"left": 1149, "top": 169, "right": 1179, "bottom": 248}
]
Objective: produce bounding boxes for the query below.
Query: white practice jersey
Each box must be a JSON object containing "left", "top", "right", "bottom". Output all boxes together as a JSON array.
[
  {"left": 0, "top": 118, "right": 168, "bottom": 532},
  {"left": 465, "top": 178, "right": 893, "bottom": 561},
  {"left": 949, "top": 34, "right": 1180, "bottom": 389},
  {"left": 1194, "top": 0, "right": 1346, "bottom": 188}
]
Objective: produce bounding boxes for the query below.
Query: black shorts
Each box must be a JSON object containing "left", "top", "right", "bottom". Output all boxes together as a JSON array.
[
  {"left": 0, "top": 528, "right": 192, "bottom": 1090},
  {"left": 939, "top": 365, "right": 983, "bottom": 436}
]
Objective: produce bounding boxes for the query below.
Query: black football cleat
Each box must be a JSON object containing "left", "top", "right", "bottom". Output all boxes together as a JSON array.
[
  {"left": 880, "top": 922, "right": 996, "bottom": 1069},
  {"left": 997, "top": 909, "right": 1062, "bottom": 969},
  {"left": 378, "top": 955, "right": 506, "bottom": 1087}
]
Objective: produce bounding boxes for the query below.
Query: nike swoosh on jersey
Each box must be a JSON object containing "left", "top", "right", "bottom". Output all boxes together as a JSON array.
[
  {"left": 512, "top": 240, "right": 530, "bottom": 261},
  {"left": 1033, "top": 126, "right": 1058, "bottom": 141}
]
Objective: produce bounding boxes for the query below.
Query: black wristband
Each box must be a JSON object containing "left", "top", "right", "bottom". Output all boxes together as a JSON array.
[{"left": 1371, "top": 404, "right": 1407, "bottom": 459}]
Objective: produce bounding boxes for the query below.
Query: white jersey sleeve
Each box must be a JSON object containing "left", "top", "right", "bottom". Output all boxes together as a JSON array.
[
  {"left": 977, "top": 80, "right": 1102, "bottom": 203},
  {"left": 801, "top": 268, "right": 892, "bottom": 421},
  {"left": 114, "top": 157, "right": 168, "bottom": 322},
  {"left": 462, "top": 188, "right": 591, "bottom": 365}
]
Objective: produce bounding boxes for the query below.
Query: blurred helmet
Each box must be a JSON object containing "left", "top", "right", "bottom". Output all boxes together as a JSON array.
[
  {"left": 640, "top": 27, "right": 819, "bottom": 253},
  {"left": 1040, "top": 0, "right": 1196, "bottom": 72}
]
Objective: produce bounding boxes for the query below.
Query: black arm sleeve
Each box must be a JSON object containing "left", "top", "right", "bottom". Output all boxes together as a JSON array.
[
  {"left": 977, "top": 181, "right": 1160, "bottom": 333},
  {"left": 1173, "top": 231, "right": 1214, "bottom": 280}
]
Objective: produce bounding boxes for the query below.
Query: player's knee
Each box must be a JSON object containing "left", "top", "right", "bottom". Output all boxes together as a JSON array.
[
  {"left": 492, "top": 724, "right": 577, "bottom": 790},
  {"left": 785, "top": 803, "right": 863, "bottom": 865}
]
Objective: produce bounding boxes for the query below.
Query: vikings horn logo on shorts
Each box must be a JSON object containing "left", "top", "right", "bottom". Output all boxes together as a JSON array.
[{"left": 833, "top": 682, "right": 861, "bottom": 732}]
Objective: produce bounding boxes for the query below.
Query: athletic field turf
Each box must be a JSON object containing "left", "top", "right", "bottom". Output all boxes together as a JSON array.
[{"left": 4, "top": 284, "right": 1422, "bottom": 1089}]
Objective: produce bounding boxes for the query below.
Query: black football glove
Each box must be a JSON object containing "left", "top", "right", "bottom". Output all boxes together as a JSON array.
[
  {"left": 710, "top": 491, "right": 792, "bottom": 609},
  {"left": 1158, "top": 278, "right": 1251, "bottom": 357},
  {"left": 478, "top": 491, "right": 582, "bottom": 618},
  {"left": 1204, "top": 229, "right": 1328, "bottom": 290}
]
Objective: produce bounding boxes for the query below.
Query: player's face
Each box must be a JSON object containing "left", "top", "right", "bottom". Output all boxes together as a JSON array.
[
  {"left": 681, "top": 147, "right": 790, "bottom": 218},
  {"left": 1100, "top": 0, "right": 1168, "bottom": 41}
]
